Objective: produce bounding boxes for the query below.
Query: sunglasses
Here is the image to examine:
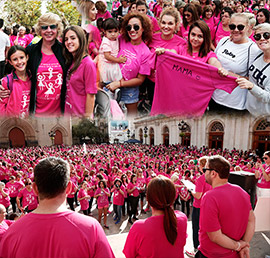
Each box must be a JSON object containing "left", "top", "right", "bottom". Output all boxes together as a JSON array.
[
  {"left": 229, "top": 24, "right": 245, "bottom": 31},
  {"left": 41, "top": 24, "right": 57, "bottom": 30},
  {"left": 126, "top": 24, "right": 140, "bottom": 31},
  {"left": 184, "top": 14, "right": 191, "bottom": 17},
  {"left": 202, "top": 168, "right": 215, "bottom": 173},
  {"left": 263, "top": 157, "right": 268, "bottom": 160},
  {"left": 253, "top": 32, "right": 270, "bottom": 41}
]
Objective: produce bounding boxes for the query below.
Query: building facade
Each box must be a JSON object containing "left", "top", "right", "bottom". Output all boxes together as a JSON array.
[{"left": 134, "top": 113, "right": 270, "bottom": 156}]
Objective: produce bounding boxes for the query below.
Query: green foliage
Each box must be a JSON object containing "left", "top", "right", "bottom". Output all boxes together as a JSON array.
[
  {"left": 46, "top": 0, "right": 81, "bottom": 27},
  {"left": 3, "top": 0, "right": 42, "bottom": 28},
  {"left": 72, "top": 119, "right": 107, "bottom": 144}
]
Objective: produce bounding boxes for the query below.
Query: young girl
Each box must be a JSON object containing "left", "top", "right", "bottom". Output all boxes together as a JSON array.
[
  {"left": 98, "top": 18, "right": 126, "bottom": 94},
  {"left": 94, "top": 180, "right": 110, "bottom": 229},
  {"left": 63, "top": 25, "right": 97, "bottom": 118},
  {"left": 0, "top": 45, "right": 31, "bottom": 117}
]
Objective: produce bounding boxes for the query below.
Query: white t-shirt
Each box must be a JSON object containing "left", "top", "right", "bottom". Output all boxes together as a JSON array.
[
  {"left": 212, "top": 36, "right": 261, "bottom": 110},
  {"left": 246, "top": 53, "right": 270, "bottom": 116},
  {"left": 122, "top": 6, "right": 129, "bottom": 16},
  {"left": 0, "top": 30, "right": 10, "bottom": 62}
]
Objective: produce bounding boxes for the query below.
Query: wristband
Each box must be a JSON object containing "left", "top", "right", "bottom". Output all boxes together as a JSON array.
[{"left": 235, "top": 241, "right": 241, "bottom": 252}]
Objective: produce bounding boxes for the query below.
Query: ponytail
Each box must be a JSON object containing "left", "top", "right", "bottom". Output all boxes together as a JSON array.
[{"left": 163, "top": 205, "right": 178, "bottom": 245}]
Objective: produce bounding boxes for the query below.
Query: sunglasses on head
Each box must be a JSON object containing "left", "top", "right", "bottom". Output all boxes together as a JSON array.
[
  {"left": 41, "top": 24, "right": 57, "bottom": 30},
  {"left": 229, "top": 24, "right": 245, "bottom": 31},
  {"left": 126, "top": 24, "right": 140, "bottom": 31},
  {"left": 253, "top": 32, "right": 270, "bottom": 41}
]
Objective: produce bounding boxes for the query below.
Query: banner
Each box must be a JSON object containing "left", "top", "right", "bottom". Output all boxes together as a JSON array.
[{"left": 151, "top": 52, "right": 238, "bottom": 117}]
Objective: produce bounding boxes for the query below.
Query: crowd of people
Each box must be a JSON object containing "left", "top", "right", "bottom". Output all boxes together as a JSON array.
[
  {"left": 0, "top": 143, "right": 268, "bottom": 257},
  {"left": 0, "top": 0, "right": 269, "bottom": 118}
]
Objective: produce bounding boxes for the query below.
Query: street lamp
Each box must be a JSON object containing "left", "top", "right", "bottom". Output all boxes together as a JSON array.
[
  {"left": 178, "top": 120, "right": 187, "bottom": 145},
  {"left": 48, "top": 130, "right": 56, "bottom": 146},
  {"left": 127, "top": 129, "right": 131, "bottom": 140},
  {"left": 144, "top": 126, "right": 148, "bottom": 144}
]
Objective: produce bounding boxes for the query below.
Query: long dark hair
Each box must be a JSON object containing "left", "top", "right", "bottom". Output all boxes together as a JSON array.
[
  {"left": 147, "top": 175, "right": 177, "bottom": 245},
  {"left": 7, "top": 45, "right": 27, "bottom": 61},
  {"left": 183, "top": 4, "right": 199, "bottom": 29},
  {"left": 62, "top": 25, "right": 88, "bottom": 78},
  {"left": 188, "top": 20, "right": 212, "bottom": 58}
]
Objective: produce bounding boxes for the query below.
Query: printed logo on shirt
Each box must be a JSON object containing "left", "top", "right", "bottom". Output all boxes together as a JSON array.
[
  {"left": 249, "top": 65, "right": 267, "bottom": 87},
  {"left": 121, "top": 49, "right": 137, "bottom": 73},
  {"left": 222, "top": 49, "right": 236, "bottom": 58},
  {"left": 37, "top": 63, "right": 62, "bottom": 100},
  {"left": 26, "top": 193, "right": 35, "bottom": 204}
]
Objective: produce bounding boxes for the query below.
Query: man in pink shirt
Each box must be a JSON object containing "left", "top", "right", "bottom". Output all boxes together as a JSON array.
[
  {"left": 197, "top": 155, "right": 255, "bottom": 258},
  {"left": 0, "top": 157, "right": 115, "bottom": 258}
]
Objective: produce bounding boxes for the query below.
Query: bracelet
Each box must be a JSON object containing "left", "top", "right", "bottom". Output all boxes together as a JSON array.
[{"left": 235, "top": 241, "right": 241, "bottom": 252}]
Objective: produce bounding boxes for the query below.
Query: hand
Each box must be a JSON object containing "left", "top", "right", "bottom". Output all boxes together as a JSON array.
[
  {"left": 0, "top": 85, "right": 10, "bottom": 101},
  {"left": 119, "top": 55, "right": 127, "bottom": 63},
  {"left": 236, "top": 78, "right": 254, "bottom": 90},
  {"left": 155, "top": 47, "right": 166, "bottom": 55},
  {"left": 218, "top": 67, "right": 228, "bottom": 77},
  {"left": 239, "top": 246, "right": 250, "bottom": 258},
  {"left": 106, "top": 81, "right": 120, "bottom": 92},
  {"left": 238, "top": 240, "right": 250, "bottom": 251}
]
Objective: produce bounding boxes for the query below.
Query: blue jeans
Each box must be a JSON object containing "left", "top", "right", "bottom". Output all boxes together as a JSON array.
[{"left": 113, "top": 204, "right": 122, "bottom": 220}]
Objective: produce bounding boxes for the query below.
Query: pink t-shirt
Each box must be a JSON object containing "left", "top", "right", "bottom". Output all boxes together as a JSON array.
[
  {"left": 96, "top": 10, "right": 112, "bottom": 20},
  {"left": 178, "top": 46, "right": 217, "bottom": 63},
  {"left": 127, "top": 182, "right": 139, "bottom": 197},
  {"left": 178, "top": 25, "right": 190, "bottom": 41},
  {"left": 0, "top": 211, "right": 115, "bottom": 258},
  {"left": 257, "top": 164, "right": 270, "bottom": 189},
  {"left": 193, "top": 174, "right": 212, "bottom": 208},
  {"left": 6, "top": 181, "right": 24, "bottom": 197},
  {"left": 1, "top": 73, "right": 31, "bottom": 117},
  {"left": 78, "top": 188, "right": 89, "bottom": 211},
  {"left": 17, "top": 187, "right": 38, "bottom": 210},
  {"left": 10, "top": 35, "right": 32, "bottom": 48},
  {"left": 65, "top": 56, "right": 97, "bottom": 116},
  {"left": 36, "top": 53, "right": 63, "bottom": 115},
  {"left": 67, "top": 181, "right": 77, "bottom": 198},
  {"left": 0, "top": 189, "right": 10, "bottom": 208},
  {"left": 112, "top": 1, "right": 121, "bottom": 11},
  {"left": 112, "top": 185, "right": 125, "bottom": 205},
  {"left": 118, "top": 36, "right": 151, "bottom": 80},
  {"left": 137, "top": 177, "right": 146, "bottom": 193},
  {"left": 199, "top": 183, "right": 251, "bottom": 258},
  {"left": 215, "top": 24, "right": 230, "bottom": 46},
  {"left": 95, "top": 188, "right": 110, "bottom": 208},
  {"left": 151, "top": 52, "right": 238, "bottom": 117},
  {"left": 123, "top": 210, "right": 187, "bottom": 258},
  {"left": 149, "top": 15, "right": 160, "bottom": 33},
  {"left": 0, "top": 220, "right": 14, "bottom": 242}
]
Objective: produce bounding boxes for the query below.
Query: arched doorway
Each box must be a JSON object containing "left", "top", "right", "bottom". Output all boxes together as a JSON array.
[
  {"left": 149, "top": 127, "right": 154, "bottom": 145},
  {"left": 252, "top": 119, "right": 270, "bottom": 157},
  {"left": 9, "top": 127, "right": 25, "bottom": 147},
  {"left": 139, "top": 129, "right": 143, "bottom": 143},
  {"left": 180, "top": 123, "right": 191, "bottom": 146},
  {"left": 163, "top": 126, "right": 169, "bottom": 146},
  {"left": 208, "top": 122, "right": 224, "bottom": 149},
  {"left": 54, "top": 130, "right": 63, "bottom": 145}
]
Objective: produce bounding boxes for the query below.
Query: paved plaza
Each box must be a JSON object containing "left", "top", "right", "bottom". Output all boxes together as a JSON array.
[{"left": 78, "top": 204, "right": 270, "bottom": 258}]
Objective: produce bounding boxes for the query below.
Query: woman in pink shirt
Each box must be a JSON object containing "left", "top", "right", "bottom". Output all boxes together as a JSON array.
[
  {"left": 127, "top": 174, "right": 140, "bottom": 224},
  {"left": 63, "top": 25, "right": 97, "bottom": 118},
  {"left": 123, "top": 175, "right": 187, "bottom": 258},
  {"left": 94, "top": 180, "right": 110, "bottom": 229},
  {"left": 255, "top": 151, "right": 270, "bottom": 197},
  {"left": 96, "top": 1, "right": 112, "bottom": 20},
  {"left": 0, "top": 182, "right": 10, "bottom": 212},
  {"left": 178, "top": 4, "right": 200, "bottom": 40},
  {"left": 6, "top": 176, "right": 24, "bottom": 213},
  {"left": 78, "top": 181, "right": 90, "bottom": 215}
]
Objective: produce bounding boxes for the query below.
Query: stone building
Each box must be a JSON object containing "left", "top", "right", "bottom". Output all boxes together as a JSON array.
[
  {"left": 0, "top": 117, "right": 72, "bottom": 148},
  {"left": 133, "top": 113, "right": 270, "bottom": 156}
]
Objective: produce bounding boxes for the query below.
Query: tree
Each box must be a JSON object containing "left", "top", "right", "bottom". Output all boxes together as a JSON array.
[
  {"left": 72, "top": 119, "right": 108, "bottom": 144},
  {"left": 3, "top": 0, "right": 42, "bottom": 28},
  {"left": 46, "top": 0, "right": 81, "bottom": 27}
]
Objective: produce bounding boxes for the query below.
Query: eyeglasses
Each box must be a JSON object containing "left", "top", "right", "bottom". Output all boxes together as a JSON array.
[
  {"left": 253, "top": 32, "right": 270, "bottom": 41},
  {"left": 184, "top": 13, "right": 191, "bottom": 17},
  {"left": 126, "top": 24, "right": 140, "bottom": 31},
  {"left": 229, "top": 24, "right": 245, "bottom": 31},
  {"left": 41, "top": 24, "right": 58, "bottom": 30}
]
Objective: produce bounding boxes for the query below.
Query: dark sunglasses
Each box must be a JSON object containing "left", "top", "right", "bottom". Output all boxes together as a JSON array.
[
  {"left": 263, "top": 157, "right": 268, "bottom": 160},
  {"left": 184, "top": 13, "right": 191, "bottom": 17},
  {"left": 41, "top": 24, "right": 57, "bottom": 30},
  {"left": 202, "top": 168, "right": 215, "bottom": 173},
  {"left": 253, "top": 32, "right": 270, "bottom": 41},
  {"left": 229, "top": 24, "right": 245, "bottom": 31},
  {"left": 126, "top": 24, "right": 140, "bottom": 31}
]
